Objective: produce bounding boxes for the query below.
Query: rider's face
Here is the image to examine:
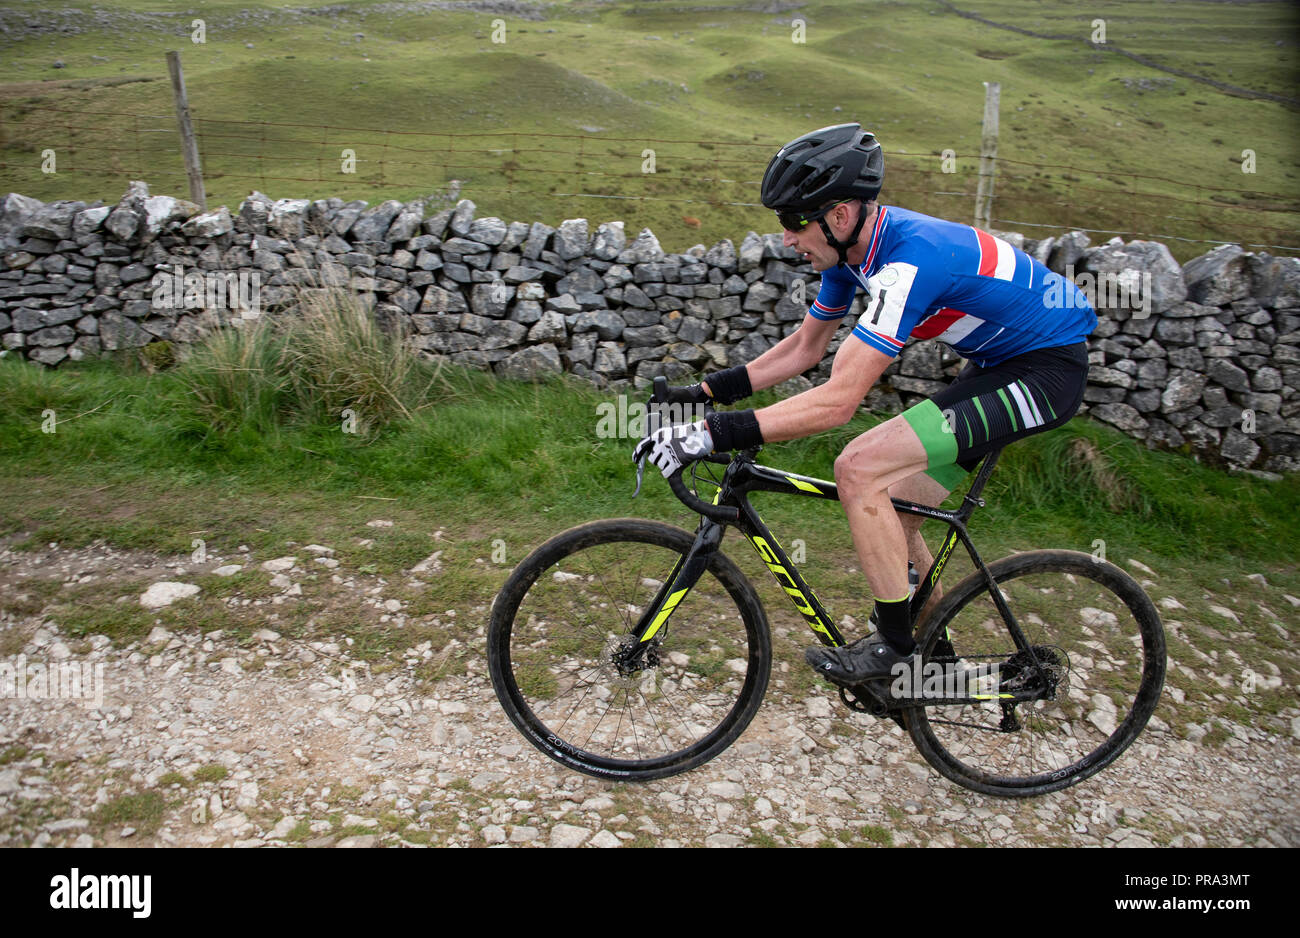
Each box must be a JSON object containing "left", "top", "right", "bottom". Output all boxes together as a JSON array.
[{"left": 780, "top": 201, "right": 863, "bottom": 271}]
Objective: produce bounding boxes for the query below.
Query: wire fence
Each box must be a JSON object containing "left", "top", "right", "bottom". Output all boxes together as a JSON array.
[{"left": 2, "top": 102, "right": 1297, "bottom": 260}]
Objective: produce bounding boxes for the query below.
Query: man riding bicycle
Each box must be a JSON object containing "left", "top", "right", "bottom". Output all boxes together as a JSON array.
[{"left": 634, "top": 123, "right": 1096, "bottom": 686}]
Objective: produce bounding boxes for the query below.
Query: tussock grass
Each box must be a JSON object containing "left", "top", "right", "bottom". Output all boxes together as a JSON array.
[
  {"left": 169, "top": 288, "right": 461, "bottom": 441},
  {"left": 286, "top": 290, "right": 416, "bottom": 427},
  {"left": 175, "top": 317, "right": 291, "bottom": 435}
]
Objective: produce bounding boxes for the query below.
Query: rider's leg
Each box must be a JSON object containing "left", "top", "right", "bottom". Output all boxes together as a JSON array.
[
  {"left": 833, "top": 414, "right": 931, "bottom": 607},
  {"left": 809, "top": 344, "right": 1090, "bottom": 684},
  {"left": 804, "top": 417, "right": 931, "bottom": 684},
  {"left": 888, "top": 470, "right": 952, "bottom": 629}
]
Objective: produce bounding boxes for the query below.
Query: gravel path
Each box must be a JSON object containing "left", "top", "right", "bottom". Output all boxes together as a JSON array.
[{"left": 1, "top": 539, "right": 1296, "bottom": 849}]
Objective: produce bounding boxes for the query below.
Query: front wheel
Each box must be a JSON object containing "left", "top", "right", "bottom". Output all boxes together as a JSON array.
[
  {"left": 905, "top": 550, "right": 1165, "bottom": 797},
  {"left": 488, "top": 519, "right": 771, "bottom": 781}
]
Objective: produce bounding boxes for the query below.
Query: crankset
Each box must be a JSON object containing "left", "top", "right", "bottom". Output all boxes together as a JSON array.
[{"left": 838, "top": 681, "right": 907, "bottom": 731}]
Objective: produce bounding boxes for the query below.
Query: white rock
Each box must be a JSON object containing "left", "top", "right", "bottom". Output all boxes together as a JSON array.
[
  {"left": 261, "top": 557, "right": 297, "bottom": 572},
  {"left": 410, "top": 551, "right": 443, "bottom": 574},
  {"left": 337, "top": 835, "right": 377, "bottom": 848},
  {"left": 180, "top": 206, "right": 233, "bottom": 238},
  {"left": 140, "top": 582, "right": 199, "bottom": 609},
  {"left": 589, "top": 830, "right": 622, "bottom": 848},
  {"left": 1208, "top": 604, "right": 1240, "bottom": 623},
  {"left": 1079, "top": 607, "right": 1118, "bottom": 628},
  {"left": 706, "top": 781, "right": 745, "bottom": 799},
  {"left": 805, "top": 696, "right": 833, "bottom": 718},
  {"left": 213, "top": 564, "right": 243, "bottom": 576},
  {"left": 550, "top": 824, "right": 592, "bottom": 848}
]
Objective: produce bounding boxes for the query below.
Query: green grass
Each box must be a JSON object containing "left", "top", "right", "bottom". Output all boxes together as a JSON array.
[
  {"left": 1, "top": 0, "right": 1296, "bottom": 259},
  {"left": 93, "top": 790, "right": 167, "bottom": 836},
  {"left": 5, "top": 349, "right": 1297, "bottom": 568},
  {"left": 192, "top": 764, "right": 229, "bottom": 783}
]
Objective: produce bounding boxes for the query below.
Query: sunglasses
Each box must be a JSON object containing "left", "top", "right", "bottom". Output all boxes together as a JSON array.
[{"left": 776, "top": 199, "right": 855, "bottom": 233}]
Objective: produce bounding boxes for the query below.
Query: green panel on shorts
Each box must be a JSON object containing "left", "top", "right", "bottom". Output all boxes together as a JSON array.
[
  {"left": 925, "top": 462, "right": 971, "bottom": 490},
  {"left": 902, "top": 398, "right": 959, "bottom": 469}
]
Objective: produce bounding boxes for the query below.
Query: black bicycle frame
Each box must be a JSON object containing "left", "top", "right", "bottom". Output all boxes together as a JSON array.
[{"left": 628, "top": 447, "right": 1036, "bottom": 667}]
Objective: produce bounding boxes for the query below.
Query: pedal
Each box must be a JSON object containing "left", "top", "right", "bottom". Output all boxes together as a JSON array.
[{"left": 837, "top": 682, "right": 906, "bottom": 731}]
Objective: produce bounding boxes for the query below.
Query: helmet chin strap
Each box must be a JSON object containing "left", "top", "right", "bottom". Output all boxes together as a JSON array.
[{"left": 816, "top": 199, "right": 869, "bottom": 268}]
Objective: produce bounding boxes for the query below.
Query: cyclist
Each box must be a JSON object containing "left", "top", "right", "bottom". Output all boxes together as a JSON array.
[{"left": 634, "top": 122, "right": 1096, "bottom": 686}]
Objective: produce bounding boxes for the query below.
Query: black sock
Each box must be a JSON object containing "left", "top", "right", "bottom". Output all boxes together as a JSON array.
[{"left": 872, "top": 596, "right": 915, "bottom": 654}]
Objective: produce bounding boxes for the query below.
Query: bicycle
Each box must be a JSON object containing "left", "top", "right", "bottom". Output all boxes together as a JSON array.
[{"left": 488, "top": 378, "right": 1166, "bottom": 797}]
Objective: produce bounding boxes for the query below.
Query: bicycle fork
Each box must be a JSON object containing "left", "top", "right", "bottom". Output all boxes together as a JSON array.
[{"left": 619, "top": 518, "right": 727, "bottom": 669}]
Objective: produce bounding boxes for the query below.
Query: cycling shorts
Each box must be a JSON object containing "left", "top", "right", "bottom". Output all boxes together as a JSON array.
[{"left": 900, "top": 342, "right": 1090, "bottom": 490}]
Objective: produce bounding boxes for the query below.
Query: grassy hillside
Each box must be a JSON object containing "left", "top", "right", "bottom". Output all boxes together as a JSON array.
[{"left": 1, "top": 0, "right": 1297, "bottom": 259}]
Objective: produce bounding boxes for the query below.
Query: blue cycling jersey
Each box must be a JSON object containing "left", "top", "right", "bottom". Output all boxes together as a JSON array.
[{"left": 808, "top": 205, "right": 1097, "bottom": 367}]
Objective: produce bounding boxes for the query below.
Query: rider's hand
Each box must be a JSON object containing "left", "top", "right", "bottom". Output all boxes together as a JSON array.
[
  {"left": 661, "top": 382, "right": 712, "bottom": 406},
  {"left": 633, "top": 420, "right": 715, "bottom": 479}
]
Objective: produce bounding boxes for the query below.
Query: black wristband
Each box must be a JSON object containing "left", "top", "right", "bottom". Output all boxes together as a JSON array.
[
  {"left": 706, "top": 409, "right": 764, "bottom": 453},
  {"left": 703, "top": 365, "right": 753, "bottom": 405}
]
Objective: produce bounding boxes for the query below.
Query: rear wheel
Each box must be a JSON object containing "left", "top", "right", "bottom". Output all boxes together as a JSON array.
[
  {"left": 488, "top": 519, "right": 771, "bottom": 781},
  {"left": 905, "top": 550, "right": 1165, "bottom": 797}
]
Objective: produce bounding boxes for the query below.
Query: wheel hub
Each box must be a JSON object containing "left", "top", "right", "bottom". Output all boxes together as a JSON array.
[
  {"left": 605, "top": 635, "right": 659, "bottom": 685},
  {"left": 1000, "top": 644, "right": 1067, "bottom": 699}
]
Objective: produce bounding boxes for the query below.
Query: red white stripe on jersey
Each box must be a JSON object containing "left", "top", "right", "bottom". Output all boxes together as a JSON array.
[
  {"left": 973, "top": 227, "right": 1018, "bottom": 282},
  {"left": 910, "top": 307, "right": 985, "bottom": 343},
  {"left": 908, "top": 228, "right": 1019, "bottom": 344}
]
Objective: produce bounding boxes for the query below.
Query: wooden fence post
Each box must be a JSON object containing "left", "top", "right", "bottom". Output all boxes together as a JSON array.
[
  {"left": 166, "top": 50, "right": 207, "bottom": 211},
  {"left": 974, "top": 81, "right": 1000, "bottom": 231}
]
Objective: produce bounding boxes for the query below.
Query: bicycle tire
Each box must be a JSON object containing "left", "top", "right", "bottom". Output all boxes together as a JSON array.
[
  {"left": 904, "top": 549, "right": 1165, "bottom": 797},
  {"left": 488, "top": 518, "right": 771, "bottom": 781}
]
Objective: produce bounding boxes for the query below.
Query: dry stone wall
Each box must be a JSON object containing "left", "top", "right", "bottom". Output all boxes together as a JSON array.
[{"left": 3, "top": 183, "right": 1298, "bottom": 475}]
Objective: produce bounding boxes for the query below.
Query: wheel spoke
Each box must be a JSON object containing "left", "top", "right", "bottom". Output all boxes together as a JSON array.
[
  {"left": 908, "top": 552, "right": 1164, "bottom": 796},
  {"left": 489, "top": 521, "right": 770, "bottom": 779}
]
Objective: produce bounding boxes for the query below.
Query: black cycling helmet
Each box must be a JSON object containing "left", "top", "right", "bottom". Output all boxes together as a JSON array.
[
  {"left": 761, "top": 123, "right": 884, "bottom": 213},
  {"left": 761, "top": 123, "right": 883, "bottom": 268}
]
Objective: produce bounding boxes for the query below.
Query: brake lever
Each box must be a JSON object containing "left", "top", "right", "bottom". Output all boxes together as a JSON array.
[{"left": 632, "top": 453, "right": 647, "bottom": 499}]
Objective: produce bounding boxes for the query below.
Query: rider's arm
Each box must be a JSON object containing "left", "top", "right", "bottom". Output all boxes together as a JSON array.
[
  {"left": 705, "top": 313, "right": 839, "bottom": 397},
  {"left": 703, "top": 266, "right": 856, "bottom": 401},
  {"left": 752, "top": 335, "right": 893, "bottom": 443},
  {"left": 751, "top": 257, "right": 942, "bottom": 442}
]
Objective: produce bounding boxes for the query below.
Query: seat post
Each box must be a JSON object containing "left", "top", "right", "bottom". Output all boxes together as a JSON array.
[{"left": 957, "top": 448, "right": 1003, "bottom": 519}]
